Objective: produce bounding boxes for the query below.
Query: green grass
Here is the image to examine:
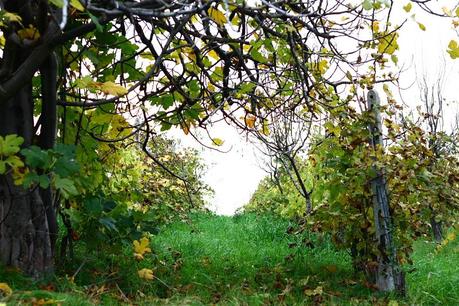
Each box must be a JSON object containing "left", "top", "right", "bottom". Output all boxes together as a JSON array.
[
  {"left": 1, "top": 212, "right": 458, "bottom": 305},
  {"left": 147, "top": 213, "right": 459, "bottom": 305}
]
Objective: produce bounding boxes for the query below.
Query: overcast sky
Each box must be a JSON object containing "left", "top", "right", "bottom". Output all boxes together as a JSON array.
[{"left": 170, "top": 3, "right": 459, "bottom": 216}]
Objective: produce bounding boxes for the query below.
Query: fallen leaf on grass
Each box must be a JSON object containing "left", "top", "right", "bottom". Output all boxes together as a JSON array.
[
  {"left": 0, "top": 283, "right": 12, "bottom": 296},
  {"left": 138, "top": 268, "right": 154, "bottom": 280},
  {"left": 304, "top": 285, "right": 323, "bottom": 296},
  {"left": 325, "top": 264, "right": 337, "bottom": 273}
]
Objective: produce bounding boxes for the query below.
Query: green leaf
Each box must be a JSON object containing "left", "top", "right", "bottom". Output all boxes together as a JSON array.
[
  {"left": 250, "top": 48, "right": 268, "bottom": 63},
  {"left": 5, "top": 156, "right": 24, "bottom": 169},
  {"left": 49, "top": 0, "right": 64, "bottom": 8},
  {"left": 0, "top": 161, "right": 6, "bottom": 174},
  {"left": 84, "top": 197, "right": 103, "bottom": 214},
  {"left": 212, "top": 138, "right": 224, "bottom": 146},
  {"left": 70, "top": 0, "right": 85, "bottom": 11},
  {"left": 21, "top": 146, "right": 50, "bottom": 168},
  {"left": 38, "top": 175, "right": 50, "bottom": 189},
  {"left": 403, "top": 3, "right": 412, "bottom": 13},
  {"left": 208, "top": 7, "right": 227, "bottom": 26},
  {"left": 362, "top": 0, "right": 373, "bottom": 10},
  {"left": 23, "top": 172, "right": 40, "bottom": 188},
  {"left": 239, "top": 82, "right": 257, "bottom": 94},
  {"left": 55, "top": 176, "right": 78, "bottom": 198},
  {"left": 88, "top": 12, "right": 103, "bottom": 32},
  {"left": 0, "top": 135, "right": 24, "bottom": 156},
  {"left": 161, "top": 94, "right": 174, "bottom": 109},
  {"left": 417, "top": 22, "right": 426, "bottom": 31}
]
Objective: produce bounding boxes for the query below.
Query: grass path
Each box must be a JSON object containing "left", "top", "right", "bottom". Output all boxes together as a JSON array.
[{"left": 147, "top": 213, "right": 458, "bottom": 305}]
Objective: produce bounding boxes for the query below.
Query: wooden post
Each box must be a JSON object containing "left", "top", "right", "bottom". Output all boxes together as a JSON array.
[{"left": 367, "top": 89, "right": 404, "bottom": 293}]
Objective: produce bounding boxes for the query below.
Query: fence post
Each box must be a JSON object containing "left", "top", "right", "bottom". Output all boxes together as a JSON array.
[{"left": 367, "top": 89, "right": 404, "bottom": 294}]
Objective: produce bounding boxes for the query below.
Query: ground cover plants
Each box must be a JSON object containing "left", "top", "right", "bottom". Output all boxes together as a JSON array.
[{"left": 1, "top": 213, "right": 458, "bottom": 305}]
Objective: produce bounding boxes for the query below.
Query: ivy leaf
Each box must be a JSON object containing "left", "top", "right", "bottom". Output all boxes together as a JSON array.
[
  {"left": 208, "top": 7, "right": 227, "bottom": 26},
  {"left": 447, "top": 40, "right": 459, "bottom": 59}
]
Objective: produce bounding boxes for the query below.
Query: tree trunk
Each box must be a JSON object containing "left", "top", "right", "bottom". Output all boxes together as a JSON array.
[
  {"left": 0, "top": 86, "right": 54, "bottom": 277},
  {"left": 0, "top": 42, "right": 57, "bottom": 277},
  {"left": 367, "top": 90, "right": 405, "bottom": 294},
  {"left": 430, "top": 216, "right": 443, "bottom": 243},
  {"left": 287, "top": 155, "right": 312, "bottom": 215}
]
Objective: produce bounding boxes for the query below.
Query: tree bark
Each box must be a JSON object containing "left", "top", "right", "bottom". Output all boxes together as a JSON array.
[
  {"left": 0, "top": 84, "right": 54, "bottom": 277},
  {"left": 0, "top": 37, "right": 58, "bottom": 278}
]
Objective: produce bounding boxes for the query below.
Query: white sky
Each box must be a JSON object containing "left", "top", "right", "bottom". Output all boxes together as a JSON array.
[{"left": 169, "top": 3, "right": 459, "bottom": 216}]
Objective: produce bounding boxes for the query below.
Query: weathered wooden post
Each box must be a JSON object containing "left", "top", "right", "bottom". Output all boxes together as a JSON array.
[{"left": 367, "top": 89, "right": 404, "bottom": 293}]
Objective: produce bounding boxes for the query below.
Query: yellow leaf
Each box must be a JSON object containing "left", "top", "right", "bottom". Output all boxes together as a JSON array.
[
  {"left": 100, "top": 81, "right": 128, "bottom": 96},
  {"left": 3, "top": 12, "right": 22, "bottom": 23},
  {"left": 442, "top": 6, "right": 452, "bottom": 17},
  {"left": 403, "top": 3, "right": 412, "bottom": 13},
  {"left": 372, "top": 21, "right": 380, "bottom": 33},
  {"left": 208, "top": 7, "right": 227, "bottom": 26},
  {"left": 244, "top": 114, "right": 256, "bottom": 128},
  {"left": 261, "top": 119, "right": 270, "bottom": 136},
  {"left": 417, "top": 22, "right": 426, "bottom": 31},
  {"left": 212, "top": 138, "right": 224, "bottom": 146},
  {"left": 318, "top": 59, "right": 329, "bottom": 75},
  {"left": 183, "top": 47, "right": 196, "bottom": 62},
  {"left": 446, "top": 231, "right": 456, "bottom": 242},
  {"left": 377, "top": 32, "right": 399, "bottom": 55},
  {"left": 181, "top": 123, "right": 190, "bottom": 135},
  {"left": 456, "top": 6, "right": 459, "bottom": 17},
  {"left": 304, "top": 286, "right": 323, "bottom": 296},
  {"left": 208, "top": 50, "right": 219, "bottom": 61},
  {"left": 133, "top": 237, "right": 151, "bottom": 257},
  {"left": 70, "top": 0, "right": 85, "bottom": 11},
  {"left": 138, "top": 268, "right": 154, "bottom": 280},
  {"left": 0, "top": 283, "right": 12, "bottom": 296},
  {"left": 17, "top": 25, "right": 40, "bottom": 41},
  {"left": 134, "top": 253, "right": 144, "bottom": 261},
  {"left": 447, "top": 40, "right": 459, "bottom": 59}
]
